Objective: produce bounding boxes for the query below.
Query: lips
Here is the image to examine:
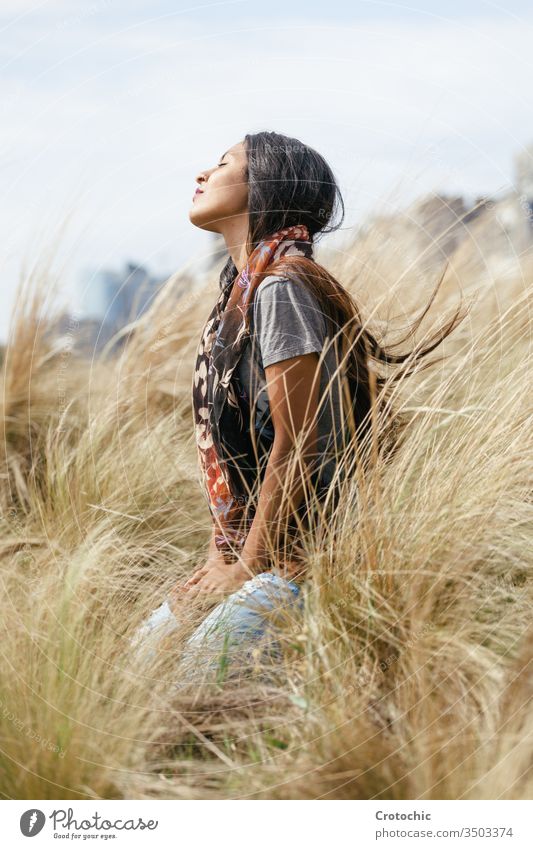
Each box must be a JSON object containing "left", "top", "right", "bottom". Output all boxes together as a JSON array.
[{"left": 193, "top": 189, "right": 203, "bottom": 201}]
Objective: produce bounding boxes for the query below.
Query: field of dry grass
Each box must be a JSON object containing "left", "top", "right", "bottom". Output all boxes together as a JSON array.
[{"left": 1, "top": 217, "right": 531, "bottom": 800}]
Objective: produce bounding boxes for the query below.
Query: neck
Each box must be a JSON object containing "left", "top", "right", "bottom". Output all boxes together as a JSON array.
[{"left": 218, "top": 214, "right": 250, "bottom": 273}]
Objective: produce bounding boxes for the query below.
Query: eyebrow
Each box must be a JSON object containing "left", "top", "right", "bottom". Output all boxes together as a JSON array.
[{"left": 219, "top": 150, "right": 231, "bottom": 161}]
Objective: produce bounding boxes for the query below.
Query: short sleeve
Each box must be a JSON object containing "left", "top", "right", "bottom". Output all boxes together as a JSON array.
[{"left": 252, "top": 276, "right": 327, "bottom": 368}]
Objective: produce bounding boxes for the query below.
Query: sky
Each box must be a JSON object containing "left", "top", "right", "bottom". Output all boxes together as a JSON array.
[{"left": 1, "top": 0, "right": 533, "bottom": 342}]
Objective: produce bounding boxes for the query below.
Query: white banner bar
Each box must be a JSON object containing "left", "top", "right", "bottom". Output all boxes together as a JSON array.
[{"left": 2, "top": 800, "right": 532, "bottom": 847}]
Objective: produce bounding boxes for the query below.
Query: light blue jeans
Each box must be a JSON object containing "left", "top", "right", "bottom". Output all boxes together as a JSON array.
[{"left": 129, "top": 571, "right": 304, "bottom": 687}]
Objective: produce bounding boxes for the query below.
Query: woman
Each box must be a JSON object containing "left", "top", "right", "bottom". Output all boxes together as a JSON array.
[{"left": 130, "top": 131, "right": 464, "bottom": 683}]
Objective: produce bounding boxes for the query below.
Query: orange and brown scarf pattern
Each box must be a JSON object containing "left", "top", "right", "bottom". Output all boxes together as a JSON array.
[{"left": 192, "top": 224, "right": 314, "bottom": 559}]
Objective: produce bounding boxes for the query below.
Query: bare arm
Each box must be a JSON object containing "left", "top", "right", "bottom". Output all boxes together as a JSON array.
[
  {"left": 173, "top": 352, "right": 321, "bottom": 603},
  {"left": 238, "top": 351, "right": 321, "bottom": 575}
]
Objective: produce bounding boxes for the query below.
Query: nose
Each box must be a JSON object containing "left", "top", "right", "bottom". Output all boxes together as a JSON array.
[{"left": 195, "top": 165, "right": 214, "bottom": 186}]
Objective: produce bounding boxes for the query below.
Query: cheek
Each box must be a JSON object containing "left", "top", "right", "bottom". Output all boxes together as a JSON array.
[{"left": 216, "top": 173, "right": 248, "bottom": 211}]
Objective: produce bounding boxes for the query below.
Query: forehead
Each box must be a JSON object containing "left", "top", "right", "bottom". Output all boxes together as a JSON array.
[{"left": 222, "top": 141, "right": 246, "bottom": 158}]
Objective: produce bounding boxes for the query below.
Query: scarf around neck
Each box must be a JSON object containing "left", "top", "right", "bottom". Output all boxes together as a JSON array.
[{"left": 192, "top": 223, "right": 314, "bottom": 560}]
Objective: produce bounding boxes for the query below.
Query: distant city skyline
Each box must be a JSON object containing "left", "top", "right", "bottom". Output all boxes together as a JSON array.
[{"left": 2, "top": 1, "right": 533, "bottom": 342}]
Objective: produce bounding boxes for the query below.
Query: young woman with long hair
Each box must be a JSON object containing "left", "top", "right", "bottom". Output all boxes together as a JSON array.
[{"left": 130, "top": 131, "right": 464, "bottom": 684}]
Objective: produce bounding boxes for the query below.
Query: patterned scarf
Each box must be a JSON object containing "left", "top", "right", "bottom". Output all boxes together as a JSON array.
[{"left": 192, "top": 224, "right": 314, "bottom": 561}]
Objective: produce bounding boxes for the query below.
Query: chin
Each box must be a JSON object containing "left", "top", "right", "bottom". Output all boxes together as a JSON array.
[{"left": 189, "top": 209, "right": 219, "bottom": 234}]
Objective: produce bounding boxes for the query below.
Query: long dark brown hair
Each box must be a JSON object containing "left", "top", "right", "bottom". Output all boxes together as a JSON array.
[{"left": 218, "top": 130, "right": 467, "bottom": 481}]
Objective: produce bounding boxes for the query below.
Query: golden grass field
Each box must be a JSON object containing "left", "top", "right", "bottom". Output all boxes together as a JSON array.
[{"left": 1, "top": 210, "right": 531, "bottom": 800}]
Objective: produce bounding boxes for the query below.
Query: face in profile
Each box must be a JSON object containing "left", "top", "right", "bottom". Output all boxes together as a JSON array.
[{"left": 189, "top": 140, "right": 249, "bottom": 234}]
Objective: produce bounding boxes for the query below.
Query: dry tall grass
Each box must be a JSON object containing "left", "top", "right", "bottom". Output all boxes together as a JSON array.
[{"left": 0, "top": 220, "right": 531, "bottom": 800}]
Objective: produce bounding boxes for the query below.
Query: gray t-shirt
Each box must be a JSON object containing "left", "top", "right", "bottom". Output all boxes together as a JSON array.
[{"left": 234, "top": 274, "right": 350, "bottom": 490}]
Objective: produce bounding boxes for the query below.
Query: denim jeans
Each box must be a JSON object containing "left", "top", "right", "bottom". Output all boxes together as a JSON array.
[{"left": 129, "top": 571, "right": 304, "bottom": 687}]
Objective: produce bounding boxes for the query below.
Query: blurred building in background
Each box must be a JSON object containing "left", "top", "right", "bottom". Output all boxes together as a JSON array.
[
  {"left": 351, "top": 140, "right": 533, "bottom": 287},
  {"left": 81, "top": 262, "right": 168, "bottom": 326},
  {"left": 44, "top": 241, "right": 224, "bottom": 358},
  {"left": 514, "top": 142, "right": 533, "bottom": 226},
  {"left": 74, "top": 261, "right": 170, "bottom": 354}
]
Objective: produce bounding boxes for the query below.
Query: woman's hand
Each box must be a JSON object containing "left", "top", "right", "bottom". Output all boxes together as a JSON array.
[
  {"left": 181, "top": 555, "right": 225, "bottom": 591},
  {"left": 166, "top": 548, "right": 220, "bottom": 610},
  {"left": 168, "top": 544, "right": 254, "bottom": 612},
  {"left": 174, "top": 559, "right": 255, "bottom": 606}
]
